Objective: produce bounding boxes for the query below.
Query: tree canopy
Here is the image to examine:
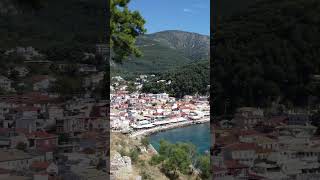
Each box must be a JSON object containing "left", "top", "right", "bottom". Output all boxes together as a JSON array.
[
  {"left": 141, "top": 61, "right": 210, "bottom": 98},
  {"left": 149, "top": 140, "right": 199, "bottom": 179},
  {"left": 213, "top": 0, "right": 320, "bottom": 116},
  {"left": 111, "top": 0, "right": 146, "bottom": 63}
]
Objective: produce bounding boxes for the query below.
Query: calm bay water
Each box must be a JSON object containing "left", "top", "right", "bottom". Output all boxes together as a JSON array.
[{"left": 149, "top": 123, "right": 210, "bottom": 154}]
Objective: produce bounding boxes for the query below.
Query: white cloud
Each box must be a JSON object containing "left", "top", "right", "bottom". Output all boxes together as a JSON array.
[{"left": 183, "top": 8, "right": 193, "bottom": 13}]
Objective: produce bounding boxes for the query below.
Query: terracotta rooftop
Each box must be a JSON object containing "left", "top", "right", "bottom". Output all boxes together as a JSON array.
[
  {"left": 31, "top": 161, "right": 50, "bottom": 170},
  {"left": 224, "top": 143, "right": 257, "bottom": 151},
  {"left": 224, "top": 160, "right": 248, "bottom": 169},
  {"left": 27, "top": 131, "right": 57, "bottom": 139},
  {"left": 238, "top": 130, "right": 261, "bottom": 136}
]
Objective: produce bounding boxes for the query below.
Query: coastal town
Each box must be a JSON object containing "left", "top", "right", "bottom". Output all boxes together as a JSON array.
[
  {"left": 110, "top": 75, "right": 210, "bottom": 137},
  {"left": 109, "top": 74, "right": 210, "bottom": 179},
  {"left": 0, "top": 43, "right": 210, "bottom": 180},
  {"left": 0, "top": 45, "right": 108, "bottom": 180},
  {"left": 212, "top": 107, "right": 320, "bottom": 180}
]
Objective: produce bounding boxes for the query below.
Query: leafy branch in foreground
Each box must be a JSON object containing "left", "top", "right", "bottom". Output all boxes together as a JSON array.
[{"left": 111, "top": 0, "right": 146, "bottom": 63}]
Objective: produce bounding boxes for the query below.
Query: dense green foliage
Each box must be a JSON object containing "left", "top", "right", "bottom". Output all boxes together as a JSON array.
[
  {"left": 215, "top": 0, "right": 258, "bottom": 18},
  {"left": 213, "top": 0, "right": 320, "bottom": 115},
  {"left": 0, "top": 0, "right": 105, "bottom": 61},
  {"left": 111, "top": 0, "right": 146, "bottom": 63},
  {"left": 149, "top": 140, "right": 211, "bottom": 179},
  {"left": 195, "top": 155, "right": 211, "bottom": 180},
  {"left": 149, "top": 140, "right": 201, "bottom": 179},
  {"left": 15, "top": 0, "right": 49, "bottom": 10},
  {"left": 129, "top": 148, "right": 140, "bottom": 163},
  {"left": 142, "top": 61, "right": 209, "bottom": 98}
]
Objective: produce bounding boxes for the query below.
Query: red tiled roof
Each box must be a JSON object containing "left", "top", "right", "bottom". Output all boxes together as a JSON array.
[
  {"left": 31, "top": 161, "right": 50, "bottom": 170},
  {"left": 213, "top": 166, "right": 227, "bottom": 172},
  {"left": 238, "top": 130, "right": 260, "bottom": 137},
  {"left": 225, "top": 143, "right": 257, "bottom": 151},
  {"left": 27, "top": 131, "right": 57, "bottom": 139},
  {"left": 38, "top": 144, "right": 56, "bottom": 153},
  {"left": 311, "top": 136, "right": 320, "bottom": 140},
  {"left": 268, "top": 116, "right": 288, "bottom": 123},
  {"left": 15, "top": 128, "right": 30, "bottom": 134},
  {"left": 224, "top": 160, "right": 248, "bottom": 169},
  {"left": 0, "top": 92, "right": 58, "bottom": 104},
  {"left": 216, "top": 135, "right": 238, "bottom": 145},
  {"left": 248, "top": 173, "right": 265, "bottom": 179},
  {"left": 0, "top": 128, "right": 10, "bottom": 134},
  {"left": 31, "top": 75, "right": 50, "bottom": 83},
  {"left": 0, "top": 128, "right": 29, "bottom": 135},
  {"left": 0, "top": 168, "right": 11, "bottom": 174},
  {"left": 14, "top": 106, "right": 40, "bottom": 112}
]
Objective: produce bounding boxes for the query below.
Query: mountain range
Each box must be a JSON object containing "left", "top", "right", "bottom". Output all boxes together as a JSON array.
[{"left": 112, "top": 30, "right": 210, "bottom": 75}]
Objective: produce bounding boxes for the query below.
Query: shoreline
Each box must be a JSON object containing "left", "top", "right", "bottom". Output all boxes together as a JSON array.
[
  {"left": 129, "top": 118, "right": 210, "bottom": 138},
  {"left": 148, "top": 143, "right": 158, "bottom": 154}
]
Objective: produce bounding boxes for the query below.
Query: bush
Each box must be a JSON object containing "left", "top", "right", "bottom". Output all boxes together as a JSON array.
[
  {"left": 129, "top": 148, "right": 140, "bottom": 163},
  {"left": 140, "top": 170, "right": 153, "bottom": 180},
  {"left": 141, "top": 137, "right": 150, "bottom": 147},
  {"left": 119, "top": 149, "right": 128, "bottom": 157},
  {"left": 196, "top": 155, "right": 211, "bottom": 180},
  {"left": 149, "top": 155, "right": 164, "bottom": 166}
]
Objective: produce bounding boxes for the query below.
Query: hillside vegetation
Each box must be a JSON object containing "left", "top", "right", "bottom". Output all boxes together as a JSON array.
[
  {"left": 213, "top": 0, "right": 320, "bottom": 115},
  {"left": 112, "top": 30, "right": 209, "bottom": 74},
  {"left": 0, "top": 0, "right": 105, "bottom": 58},
  {"left": 142, "top": 60, "right": 210, "bottom": 98}
]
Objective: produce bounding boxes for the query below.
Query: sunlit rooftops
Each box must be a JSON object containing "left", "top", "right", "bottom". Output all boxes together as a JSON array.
[
  {"left": 131, "top": 120, "right": 155, "bottom": 129},
  {"left": 153, "top": 117, "right": 187, "bottom": 125}
]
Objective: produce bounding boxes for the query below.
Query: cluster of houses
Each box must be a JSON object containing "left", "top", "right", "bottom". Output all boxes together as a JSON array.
[
  {"left": 213, "top": 107, "right": 320, "bottom": 180},
  {"left": 0, "top": 45, "right": 107, "bottom": 95},
  {"left": 110, "top": 75, "right": 210, "bottom": 136},
  {"left": 0, "top": 95, "right": 108, "bottom": 180},
  {"left": 0, "top": 45, "right": 109, "bottom": 180}
]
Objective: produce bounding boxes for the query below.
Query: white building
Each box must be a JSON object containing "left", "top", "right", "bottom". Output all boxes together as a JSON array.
[
  {"left": 0, "top": 76, "right": 12, "bottom": 92},
  {"left": 223, "top": 143, "right": 257, "bottom": 166},
  {"left": 0, "top": 150, "right": 33, "bottom": 170},
  {"left": 32, "top": 75, "right": 56, "bottom": 91}
]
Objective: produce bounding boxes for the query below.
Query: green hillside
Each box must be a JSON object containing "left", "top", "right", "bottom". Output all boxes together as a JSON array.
[
  {"left": 213, "top": 0, "right": 320, "bottom": 115},
  {"left": 112, "top": 30, "right": 209, "bottom": 75},
  {"left": 141, "top": 60, "right": 210, "bottom": 98}
]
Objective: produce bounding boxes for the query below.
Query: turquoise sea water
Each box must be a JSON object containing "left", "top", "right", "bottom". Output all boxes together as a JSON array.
[{"left": 149, "top": 123, "right": 210, "bottom": 154}]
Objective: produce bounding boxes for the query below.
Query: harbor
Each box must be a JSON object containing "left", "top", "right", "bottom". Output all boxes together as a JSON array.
[
  {"left": 149, "top": 122, "right": 211, "bottom": 154},
  {"left": 129, "top": 118, "right": 210, "bottom": 138}
]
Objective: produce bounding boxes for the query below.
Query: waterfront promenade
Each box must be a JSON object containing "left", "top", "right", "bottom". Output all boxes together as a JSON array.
[{"left": 129, "top": 118, "right": 210, "bottom": 138}]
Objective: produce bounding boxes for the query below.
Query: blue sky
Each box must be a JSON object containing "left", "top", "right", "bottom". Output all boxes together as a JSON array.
[{"left": 129, "top": 0, "right": 210, "bottom": 35}]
